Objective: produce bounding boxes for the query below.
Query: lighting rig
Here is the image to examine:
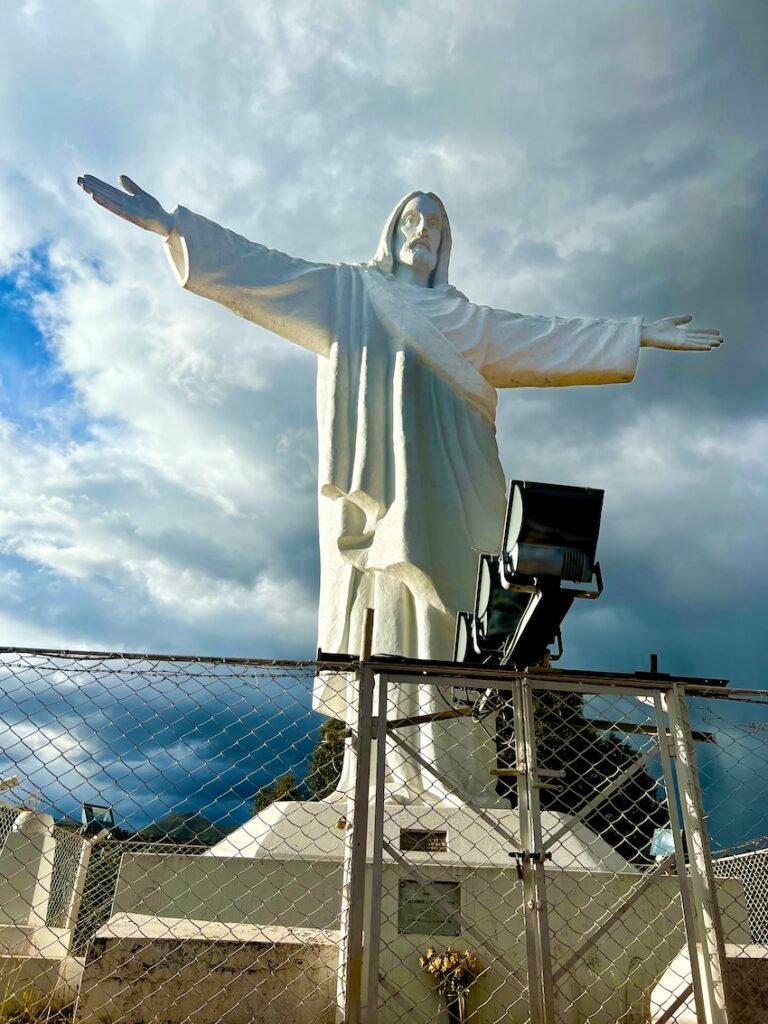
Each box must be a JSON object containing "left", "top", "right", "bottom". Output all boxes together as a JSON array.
[{"left": 453, "top": 480, "right": 605, "bottom": 677}]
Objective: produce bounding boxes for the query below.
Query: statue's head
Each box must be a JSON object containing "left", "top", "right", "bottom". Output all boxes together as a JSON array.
[{"left": 370, "top": 191, "right": 452, "bottom": 288}]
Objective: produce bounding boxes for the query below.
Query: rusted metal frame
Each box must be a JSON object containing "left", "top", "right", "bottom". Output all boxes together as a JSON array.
[
  {"left": 0, "top": 645, "right": 348, "bottom": 669},
  {"left": 385, "top": 706, "right": 714, "bottom": 742},
  {"left": 518, "top": 679, "right": 556, "bottom": 1024},
  {"left": 362, "top": 671, "right": 388, "bottom": 1024},
  {"left": 526, "top": 677, "right": 660, "bottom": 700},
  {"left": 361, "top": 657, "right": 730, "bottom": 694},
  {"left": 4, "top": 645, "right": 753, "bottom": 697},
  {"left": 666, "top": 685, "right": 730, "bottom": 1024},
  {"left": 543, "top": 742, "right": 659, "bottom": 852},
  {"left": 385, "top": 706, "right": 475, "bottom": 730},
  {"left": 589, "top": 719, "right": 716, "bottom": 743},
  {"left": 343, "top": 611, "right": 376, "bottom": 1024},
  {"left": 653, "top": 691, "right": 710, "bottom": 1024}
]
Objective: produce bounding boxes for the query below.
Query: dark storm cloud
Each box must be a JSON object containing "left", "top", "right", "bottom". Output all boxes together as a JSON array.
[
  {"left": 0, "top": 0, "right": 765, "bottom": 838},
  {"left": 0, "top": 655, "right": 322, "bottom": 829}
]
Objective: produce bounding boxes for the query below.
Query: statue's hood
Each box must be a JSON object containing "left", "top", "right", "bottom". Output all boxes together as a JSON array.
[{"left": 367, "top": 191, "right": 453, "bottom": 289}]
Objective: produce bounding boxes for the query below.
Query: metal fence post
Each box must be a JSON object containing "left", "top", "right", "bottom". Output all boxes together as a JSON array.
[
  {"left": 340, "top": 611, "right": 376, "bottom": 1024},
  {"left": 653, "top": 692, "right": 709, "bottom": 1022},
  {"left": 363, "top": 670, "right": 388, "bottom": 1024},
  {"left": 666, "top": 684, "right": 730, "bottom": 1024},
  {"left": 514, "top": 679, "right": 556, "bottom": 1024}
]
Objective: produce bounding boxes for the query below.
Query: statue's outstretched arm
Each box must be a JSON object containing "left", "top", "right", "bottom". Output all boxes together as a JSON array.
[
  {"left": 641, "top": 314, "right": 723, "bottom": 352},
  {"left": 77, "top": 174, "right": 173, "bottom": 237}
]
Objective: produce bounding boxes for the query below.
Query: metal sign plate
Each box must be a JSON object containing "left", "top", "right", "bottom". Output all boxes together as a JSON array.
[{"left": 398, "top": 880, "right": 461, "bottom": 936}]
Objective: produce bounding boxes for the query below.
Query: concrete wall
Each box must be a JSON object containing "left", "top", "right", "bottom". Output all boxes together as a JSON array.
[
  {"left": 0, "top": 954, "right": 84, "bottom": 1008},
  {"left": 374, "top": 864, "right": 749, "bottom": 1024},
  {"left": 75, "top": 914, "right": 338, "bottom": 1024},
  {"left": 114, "top": 853, "right": 342, "bottom": 928},
  {"left": 0, "top": 811, "right": 55, "bottom": 929},
  {"left": 111, "top": 852, "right": 751, "bottom": 1024}
]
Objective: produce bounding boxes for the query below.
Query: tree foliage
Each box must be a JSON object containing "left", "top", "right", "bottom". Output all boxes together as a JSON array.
[
  {"left": 306, "top": 718, "right": 345, "bottom": 799},
  {"left": 496, "top": 690, "right": 667, "bottom": 863},
  {"left": 252, "top": 770, "right": 304, "bottom": 814}
]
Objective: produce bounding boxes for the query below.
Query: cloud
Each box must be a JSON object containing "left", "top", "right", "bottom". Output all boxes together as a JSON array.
[
  {"left": 0, "top": 653, "right": 321, "bottom": 828},
  {"left": 0, "top": 0, "right": 766, "bottom": 833}
]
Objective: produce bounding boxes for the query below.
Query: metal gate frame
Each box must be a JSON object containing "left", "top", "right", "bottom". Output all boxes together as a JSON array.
[{"left": 343, "top": 660, "right": 731, "bottom": 1024}]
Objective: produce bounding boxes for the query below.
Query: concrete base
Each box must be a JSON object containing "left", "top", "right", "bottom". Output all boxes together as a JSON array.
[
  {"left": 110, "top": 848, "right": 751, "bottom": 1024},
  {"left": 651, "top": 943, "right": 768, "bottom": 1024},
  {"left": 208, "top": 799, "right": 630, "bottom": 871},
  {"left": 0, "top": 924, "right": 71, "bottom": 958},
  {"left": 74, "top": 913, "right": 339, "bottom": 1024},
  {"left": 0, "top": 953, "right": 84, "bottom": 1007}
]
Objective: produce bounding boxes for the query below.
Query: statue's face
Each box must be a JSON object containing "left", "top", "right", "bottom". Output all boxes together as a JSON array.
[{"left": 394, "top": 194, "right": 443, "bottom": 278}]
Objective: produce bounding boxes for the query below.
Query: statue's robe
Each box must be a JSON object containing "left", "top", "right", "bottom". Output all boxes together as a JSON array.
[{"left": 165, "top": 208, "right": 642, "bottom": 804}]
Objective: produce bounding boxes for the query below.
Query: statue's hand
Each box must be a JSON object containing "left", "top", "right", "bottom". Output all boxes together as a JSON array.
[
  {"left": 76, "top": 174, "right": 173, "bottom": 236},
  {"left": 641, "top": 314, "right": 723, "bottom": 351}
]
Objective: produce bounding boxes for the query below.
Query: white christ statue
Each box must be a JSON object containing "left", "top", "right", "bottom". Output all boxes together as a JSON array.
[{"left": 77, "top": 174, "right": 722, "bottom": 807}]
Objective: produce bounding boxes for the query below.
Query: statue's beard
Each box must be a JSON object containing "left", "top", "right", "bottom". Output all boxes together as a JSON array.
[{"left": 398, "top": 241, "right": 437, "bottom": 274}]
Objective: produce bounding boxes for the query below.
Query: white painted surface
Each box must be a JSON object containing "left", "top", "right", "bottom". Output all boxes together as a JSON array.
[
  {"left": 651, "top": 943, "right": 768, "bottom": 1024},
  {"left": 76, "top": 173, "right": 723, "bottom": 806},
  {"left": 107, "top": 851, "right": 750, "bottom": 1024},
  {"left": 0, "top": 953, "right": 84, "bottom": 1006},
  {"left": 162, "top": 198, "right": 642, "bottom": 808},
  {"left": 0, "top": 924, "right": 70, "bottom": 958},
  {"left": 0, "top": 811, "right": 55, "bottom": 929},
  {"left": 207, "top": 799, "right": 630, "bottom": 871},
  {"left": 113, "top": 852, "right": 342, "bottom": 927}
]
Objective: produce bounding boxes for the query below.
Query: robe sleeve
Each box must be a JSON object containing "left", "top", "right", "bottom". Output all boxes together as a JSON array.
[
  {"left": 164, "top": 206, "right": 337, "bottom": 358},
  {"left": 477, "top": 305, "right": 643, "bottom": 388}
]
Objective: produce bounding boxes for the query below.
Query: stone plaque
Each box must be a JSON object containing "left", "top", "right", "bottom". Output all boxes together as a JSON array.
[{"left": 398, "top": 880, "right": 461, "bottom": 936}]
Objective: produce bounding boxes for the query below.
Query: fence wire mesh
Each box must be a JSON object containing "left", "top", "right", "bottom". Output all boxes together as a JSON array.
[
  {"left": 0, "top": 649, "right": 350, "bottom": 1024},
  {"left": 364, "top": 672, "right": 768, "bottom": 1024},
  {"left": 0, "top": 648, "right": 767, "bottom": 1024}
]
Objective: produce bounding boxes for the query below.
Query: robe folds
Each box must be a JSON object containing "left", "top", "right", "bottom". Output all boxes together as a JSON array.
[{"left": 165, "top": 207, "right": 642, "bottom": 804}]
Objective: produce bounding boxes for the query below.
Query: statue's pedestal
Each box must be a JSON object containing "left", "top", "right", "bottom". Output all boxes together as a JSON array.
[
  {"left": 205, "top": 798, "right": 629, "bottom": 871},
  {"left": 100, "top": 800, "right": 751, "bottom": 1024}
]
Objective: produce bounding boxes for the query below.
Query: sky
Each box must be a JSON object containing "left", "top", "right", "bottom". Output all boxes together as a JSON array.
[{"left": 0, "top": 0, "right": 766, "bottom": 836}]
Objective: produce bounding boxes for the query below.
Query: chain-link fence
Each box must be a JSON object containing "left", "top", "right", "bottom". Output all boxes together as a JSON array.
[
  {"left": 0, "top": 648, "right": 352, "bottom": 1024},
  {"left": 354, "top": 665, "right": 768, "bottom": 1024},
  {"left": 1, "top": 647, "right": 767, "bottom": 1023},
  {"left": 713, "top": 847, "right": 768, "bottom": 945}
]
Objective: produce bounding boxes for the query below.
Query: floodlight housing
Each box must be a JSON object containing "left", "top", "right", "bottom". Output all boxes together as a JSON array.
[
  {"left": 82, "top": 803, "right": 115, "bottom": 829},
  {"left": 453, "top": 553, "right": 576, "bottom": 669},
  {"left": 473, "top": 555, "right": 539, "bottom": 655},
  {"left": 453, "top": 478, "right": 607, "bottom": 671},
  {"left": 502, "top": 480, "right": 604, "bottom": 588},
  {"left": 452, "top": 612, "right": 486, "bottom": 665}
]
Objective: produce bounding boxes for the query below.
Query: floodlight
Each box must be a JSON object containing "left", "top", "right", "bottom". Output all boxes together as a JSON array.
[
  {"left": 453, "top": 554, "right": 575, "bottom": 669},
  {"left": 502, "top": 480, "right": 604, "bottom": 590},
  {"left": 453, "top": 479, "right": 607, "bottom": 672},
  {"left": 82, "top": 803, "right": 115, "bottom": 829},
  {"left": 473, "top": 555, "right": 540, "bottom": 656},
  {"left": 452, "top": 612, "right": 485, "bottom": 665}
]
